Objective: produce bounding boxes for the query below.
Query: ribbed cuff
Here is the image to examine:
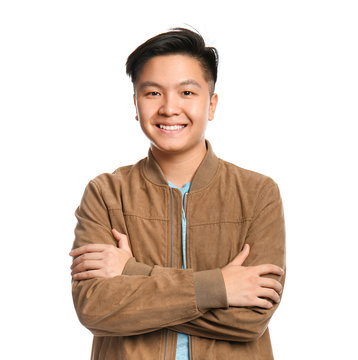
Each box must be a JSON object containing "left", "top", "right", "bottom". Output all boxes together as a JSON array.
[
  {"left": 122, "top": 257, "right": 153, "bottom": 276},
  {"left": 193, "top": 268, "right": 228, "bottom": 313}
]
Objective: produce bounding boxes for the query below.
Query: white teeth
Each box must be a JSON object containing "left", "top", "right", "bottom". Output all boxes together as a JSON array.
[{"left": 159, "top": 124, "right": 185, "bottom": 130}]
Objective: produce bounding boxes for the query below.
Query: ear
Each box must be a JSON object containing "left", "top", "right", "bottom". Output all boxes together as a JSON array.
[
  {"left": 133, "top": 93, "right": 138, "bottom": 120},
  {"left": 208, "top": 93, "right": 218, "bottom": 121}
]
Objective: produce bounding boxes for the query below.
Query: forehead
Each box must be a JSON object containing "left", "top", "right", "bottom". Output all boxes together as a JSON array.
[{"left": 136, "top": 54, "right": 208, "bottom": 87}]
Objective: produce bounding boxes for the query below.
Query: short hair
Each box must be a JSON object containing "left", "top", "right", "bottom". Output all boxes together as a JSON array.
[{"left": 126, "top": 28, "right": 218, "bottom": 95}]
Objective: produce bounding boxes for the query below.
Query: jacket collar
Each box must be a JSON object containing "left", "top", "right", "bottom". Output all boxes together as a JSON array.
[{"left": 143, "top": 140, "right": 220, "bottom": 192}]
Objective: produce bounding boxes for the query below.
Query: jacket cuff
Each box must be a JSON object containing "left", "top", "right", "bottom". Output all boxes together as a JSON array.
[
  {"left": 193, "top": 268, "right": 228, "bottom": 313},
  {"left": 122, "top": 257, "right": 153, "bottom": 276}
]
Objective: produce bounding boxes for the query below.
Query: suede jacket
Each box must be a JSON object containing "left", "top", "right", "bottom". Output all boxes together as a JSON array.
[{"left": 72, "top": 141, "right": 286, "bottom": 360}]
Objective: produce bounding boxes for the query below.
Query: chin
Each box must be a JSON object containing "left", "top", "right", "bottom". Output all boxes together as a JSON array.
[
  {"left": 151, "top": 140, "right": 186, "bottom": 153},
  {"left": 156, "top": 145, "right": 185, "bottom": 154}
]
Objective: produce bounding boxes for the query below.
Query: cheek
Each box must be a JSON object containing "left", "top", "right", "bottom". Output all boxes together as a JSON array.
[
  {"left": 139, "top": 119, "right": 153, "bottom": 139},
  {"left": 137, "top": 100, "right": 160, "bottom": 119},
  {"left": 136, "top": 104, "right": 150, "bottom": 120},
  {"left": 185, "top": 101, "right": 210, "bottom": 120}
]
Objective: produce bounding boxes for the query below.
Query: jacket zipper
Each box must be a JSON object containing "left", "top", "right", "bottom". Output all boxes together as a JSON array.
[
  {"left": 170, "top": 188, "right": 174, "bottom": 268},
  {"left": 164, "top": 187, "right": 175, "bottom": 360},
  {"left": 183, "top": 192, "right": 192, "bottom": 360},
  {"left": 183, "top": 193, "right": 188, "bottom": 270}
]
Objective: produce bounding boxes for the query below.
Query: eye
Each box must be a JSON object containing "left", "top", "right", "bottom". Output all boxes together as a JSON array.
[
  {"left": 182, "top": 91, "right": 194, "bottom": 96},
  {"left": 146, "top": 91, "right": 161, "bottom": 96}
]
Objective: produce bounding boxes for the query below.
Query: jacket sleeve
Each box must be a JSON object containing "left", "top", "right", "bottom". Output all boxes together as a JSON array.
[
  {"left": 71, "top": 180, "right": 227, "bottom": 337},
  {"left": 168, "top": 181, "right": 286, "bottom": 342}
]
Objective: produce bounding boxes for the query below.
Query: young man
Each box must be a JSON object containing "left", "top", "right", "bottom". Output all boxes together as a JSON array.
[{"left": 70, "top": 28, "right": 285, "bottom": 360}]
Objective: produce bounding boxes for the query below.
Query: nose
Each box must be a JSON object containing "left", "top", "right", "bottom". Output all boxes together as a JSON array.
[{"left": 158, "top": 93, "right": 180, "bottom": 117}]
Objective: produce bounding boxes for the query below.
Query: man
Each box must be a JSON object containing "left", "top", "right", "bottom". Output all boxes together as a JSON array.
[{"left": 70, "top": 28, "right": 285, "bottom": 360}]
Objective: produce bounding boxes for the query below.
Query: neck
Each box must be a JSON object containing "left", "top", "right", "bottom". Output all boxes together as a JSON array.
[{"left": 151, "top": 141, "right": 207, "bottom": 188}]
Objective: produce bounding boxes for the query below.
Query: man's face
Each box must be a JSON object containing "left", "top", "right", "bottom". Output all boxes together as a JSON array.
[{"left": 134, "top": 54, "right": 218, "bottom": 156}]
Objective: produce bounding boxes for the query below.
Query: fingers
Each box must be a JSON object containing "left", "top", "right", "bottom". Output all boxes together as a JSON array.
[
  {"left": 255, "top": 264, "right": 284, "bottom": 277},
  {"left": 253, "top": 298, "right": 275, "bottom": 309},
  {"left": 70, "top": 235, "right": 133, "bottom": 280},
  {"left": 72, "top": 269, "right": 103, "bottom": 281},
  {"left": 71, "top": 252, "right": 102, "bottom": 270},
  {"left": 71, "top": 260, "right": 102, "bottom": 276},
  {"left": 245, "top": 287, "right": 281, "bottom": 309},
  {"left": 69, "top": 244, "right": 109, "bottom": 257},
  {"left": 112, "top": 229, "right": 132, "bottom": 254},
  {"left": 258, "top": 277, "right": 283, "bottom": 295},
  {"left": 111, "top": 228, "right": 122, "bottom": 241},
  {"left": 230, "top": 244, "right": 250, "bottom": 266},
  {"left": 258, "top": 287, "right": 281, "bottom": 305},
  {"left": 70, "top": 229, "right": 129, "bottom": 258},
  {"left": 70, "top": 229, "right": 131, "bottom": 259}
]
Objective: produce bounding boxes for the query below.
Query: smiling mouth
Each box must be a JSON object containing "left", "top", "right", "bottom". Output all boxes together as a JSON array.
[{"left": 156, "top": 124, "right": 186, "bottom": 130}]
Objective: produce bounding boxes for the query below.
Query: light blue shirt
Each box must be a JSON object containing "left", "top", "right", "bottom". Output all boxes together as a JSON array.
[{"left": 168, "top": 181, "right": 191, "bottom": 360}]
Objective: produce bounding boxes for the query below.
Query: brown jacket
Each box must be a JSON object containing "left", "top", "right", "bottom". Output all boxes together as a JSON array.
[{"left": 72, "top": 141, "right": 286, "bottom": 360}]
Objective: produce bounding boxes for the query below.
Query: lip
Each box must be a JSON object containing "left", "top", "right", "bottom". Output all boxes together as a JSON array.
[{"left": 155, "top": 122, "right": 187, "bottom": 126}]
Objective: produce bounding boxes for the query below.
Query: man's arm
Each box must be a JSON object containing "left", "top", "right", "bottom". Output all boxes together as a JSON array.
[
  {"left": 72, "top": 234, "right": 282, "bottom": 310},
  {"left": 110, "top": 180, "right": 285, "bottom": 341},
  {"left": 71, "top": 179, "right": 285, "bottom": 341},
  {"left": 71, "top": 180, "right": 227, "bottom": 337},
  {"left": 168, "top": 182, "right": 286, "bottom": 341},
  {"left": 72, "top": 237, "right": 283, "bottom": 340}
]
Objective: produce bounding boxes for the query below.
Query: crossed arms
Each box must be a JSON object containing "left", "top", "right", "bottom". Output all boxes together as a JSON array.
[{"left": 70, "top": 179, "right": 285, "bottom": 341}]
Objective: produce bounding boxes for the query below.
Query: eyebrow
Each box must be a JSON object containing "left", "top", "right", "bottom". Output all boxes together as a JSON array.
[
  {"left": 138, "top": 81, "right": 162, "bottom": 92},
  {"left": 137, "top": 79, "right": 202, "bottom": 92},
  {"left": 178, "top": 79, "right": 201, "bottom": 88}
]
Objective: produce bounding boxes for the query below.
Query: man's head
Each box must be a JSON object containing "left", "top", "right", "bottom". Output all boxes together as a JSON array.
[
  {"left": 126, "top": 28, "right": 219, "bottom": 158},
  {"left": 126, "top": 28, "right": 218, "bottom": 96}
]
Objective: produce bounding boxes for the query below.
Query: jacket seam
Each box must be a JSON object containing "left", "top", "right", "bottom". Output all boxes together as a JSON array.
[
  {"left": 123, "top": 213, "right": 169, "bottom": 221},
  {"left": 90, "top": 179, "right": 103, "bottom": 197},
  {"left": 108, "top": 207, "right": 123, "bottom": 211},
  {"left": 252, "top": 183, "right": 279, "bottom": 220},
  {"left": 189, "top": 219, "right": 251, "bottom": 227}
]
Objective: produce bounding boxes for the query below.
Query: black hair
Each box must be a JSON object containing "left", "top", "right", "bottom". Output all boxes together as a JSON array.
[{"left": 126, "top": 28, "right": 218, "bottom": 95}]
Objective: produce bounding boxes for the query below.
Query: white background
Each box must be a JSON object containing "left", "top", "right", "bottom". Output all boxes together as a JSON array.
[{"left": 1, "top": 1, "right": 357, "bottom": 359}]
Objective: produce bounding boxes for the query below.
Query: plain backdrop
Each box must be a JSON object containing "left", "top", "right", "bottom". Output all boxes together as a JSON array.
[{"left": 1, "top": 1, "right": 357, "bottom": 359}]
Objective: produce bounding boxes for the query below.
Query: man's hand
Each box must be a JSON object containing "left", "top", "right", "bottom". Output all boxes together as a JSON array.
[
  {"left": 221, "top": 244, "right": 284, "bottom": 309},
  {"left": 70, "top": 229, "right": 133, "bottom": 280}
]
